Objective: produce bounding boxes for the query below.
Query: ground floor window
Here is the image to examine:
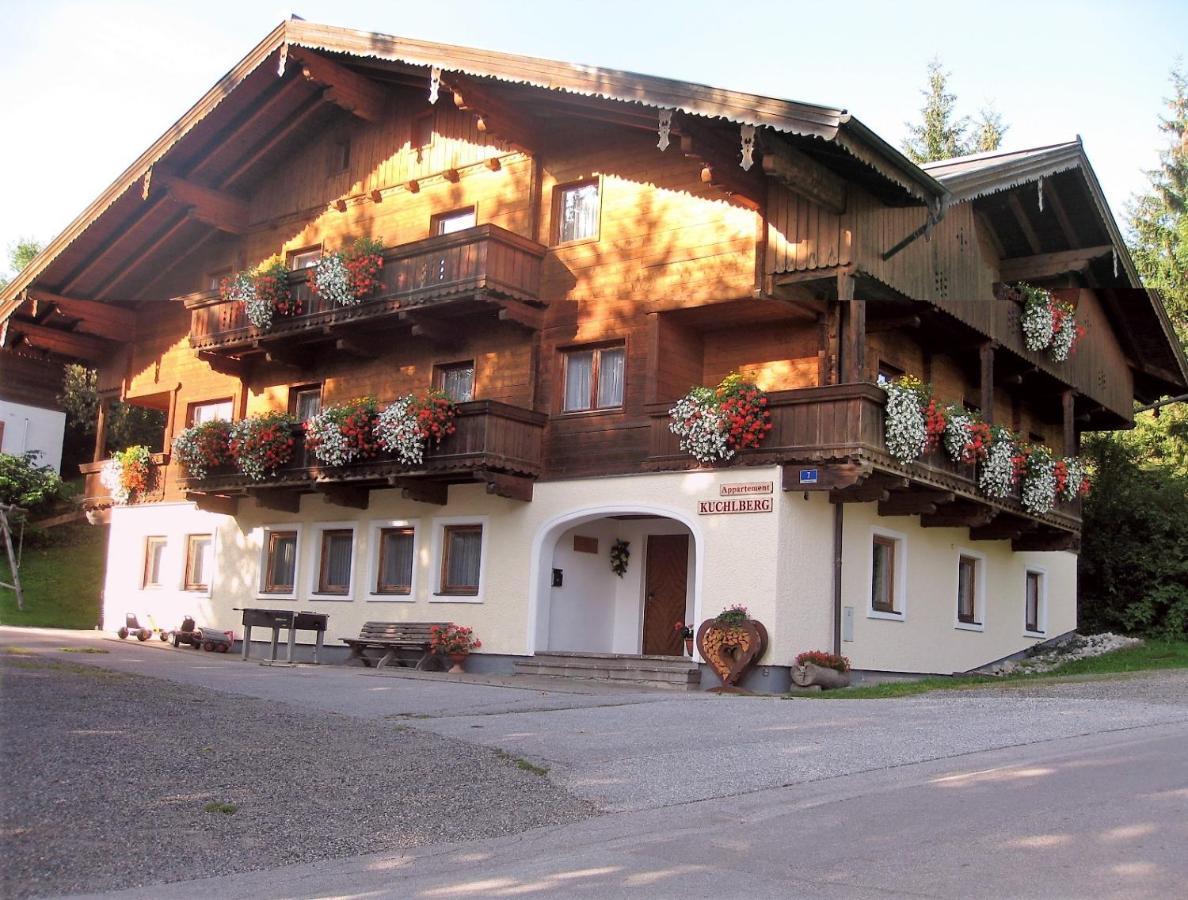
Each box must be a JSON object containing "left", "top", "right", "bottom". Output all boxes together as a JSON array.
[
  {"left": 871, "top": 535, "right": 899, "bottom": 615},
  {"left": 143, "top": 536, "right": 167, "bottom": 588},
  {"left": 184, "top": 534, "right": 213, "bottom": 592},
  {"left": 376, "top": 526, "right": 415, "bottom": 595},
  {"left": 957, "top": 555, "right": 979, "bottom": 625},
  {"left": 441, "top": 524, "right": 483, "bottom": 595},
  {"left": 316, "top": 528, "right": 354, "bottom": 595},
  {"left": 1026, "top": 570, "right": 1045, "bottom": 634},
  {"left": 263, "top": 530, "right": 298, "bottom": 594}
]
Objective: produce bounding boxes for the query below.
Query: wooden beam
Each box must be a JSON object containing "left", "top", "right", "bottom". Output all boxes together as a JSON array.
[
  {"left": 25, "top": 290, "right": 136, "bottom": 340},
  {"left": 1006, "top": 193, "right": 1042, "bottom": 256},
  {"left": 980, "top": 342, "right": 995, "bottom": 423},
  {"left": 865, "top": 314, "right": 921, "bottom": 335},
  {"left": 480, "top": 472, "right": 534, "bottom": 502},
  {"left": 878, "top": 490, "right": 956, "bottom": 517},
  {"left": 96, "top": 212, "right": 197, "bottom": 298},
  {"left": 333, "top": 337, "right": 376, "bottom": 359},
  {"left": 496, "top": 301, "right": 544, "bottom": 331},
  {"left": 1043, "top": 182, "right": 1081, "bottom": 248},
  {"left": 681, "top": 133, "right": 762, "bottom": 211},
  {"left": 197, "top": 350, "right": 250, "bottom": 378},
  {"left": 760, "top": 145, "right": 847, "bottom": 214},
  {"left": 387, "top": 477, "right": 448, "bottom": 505},
  {"left": 316, "top": 483, "right": 370, "bottom": 510},
  {"left": 186, "top": 492, "right": 240, "bottom": 516},
  {"left": 58, "top": 198, "right": 173, "bottom": 294},
  {"left": 156, "top": 175, "right": 250, "bottom": 234},
  {"left": 399, "top": 310, "right": 458, "bottom": 347},
  {"left": 447, "top": 75, "right": 537, "bottom": 154},
  {"left": 291, "top": 48, "right": 385, "bottom": 122},
  {"left": 971, "top": 518, "right": 1038, "bottom": 541},
  {"left": 831, "top": 474, "right": 909, "bottom": 504},
  {"left": 250, "top": 489, "right": 303, "bottom": 513},
  {"left": 132, "top": 228, "right": 218, "bottom": 301},
  {"left": 999, "top": 245, "right": 1112, "bottom": 282},
  {"left": 921, "top": 501, "right": 996, "bottom": 528},
  {"left": 13, "top": 321, "right": 111, "bottom": 361},
  {"left": 782, "top": 461, "right": 869, "bottom": 492},
  {"left": 222, "top": 92, "right": 327, "bottom": 188},
  {"left": 1012, "top": 530, "right": 1080, "bottom": 553},
  {"left": 1062, "top": 390, "right": 1077, "bottom": 456},
  {"left": 838, "top": 272, "right": 864, "bottom": 383}
]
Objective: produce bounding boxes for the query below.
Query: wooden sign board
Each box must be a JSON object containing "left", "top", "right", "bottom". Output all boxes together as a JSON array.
[{"left": 719, "top": 481, "right": 773, "bottom": 497}]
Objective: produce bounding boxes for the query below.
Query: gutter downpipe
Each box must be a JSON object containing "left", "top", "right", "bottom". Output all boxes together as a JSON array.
[{"left": 832, "top": 501, "right": 844, "bottom": 656}]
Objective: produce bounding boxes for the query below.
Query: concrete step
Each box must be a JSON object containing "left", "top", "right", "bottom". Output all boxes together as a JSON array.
[{"left": 514, "top": 652, "right": 701, "bottom": 690}]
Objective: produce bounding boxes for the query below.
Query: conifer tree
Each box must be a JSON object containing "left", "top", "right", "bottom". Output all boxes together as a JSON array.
[{"left": 902, "top": 59, "right": 1007, "bottom": 163}]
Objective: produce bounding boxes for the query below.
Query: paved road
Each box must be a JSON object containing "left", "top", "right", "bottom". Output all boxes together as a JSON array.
[{"left": 5, "top": 628, "right": 1187, "bottom": 898}]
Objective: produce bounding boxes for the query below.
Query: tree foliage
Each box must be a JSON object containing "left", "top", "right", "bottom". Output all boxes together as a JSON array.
[
  {"left": 57, "top": 364, "right": 165, "bottom": 474},
  {"left": 0, "top": 238, "right": 41, "bottom": 288},
  {"left": 0, "top": 451, "right": 64, "bottom": 512},
  {"left": 902, "top": 58, "right": 1008, "bottom": 163}
]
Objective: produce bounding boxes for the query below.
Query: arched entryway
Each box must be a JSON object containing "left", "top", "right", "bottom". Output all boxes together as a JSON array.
[{"left": 528, "top": 506, "right": 701, "bottom": 657}]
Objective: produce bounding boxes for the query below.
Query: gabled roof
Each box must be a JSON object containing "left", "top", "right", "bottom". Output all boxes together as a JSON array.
[{"left": 922, "top": 140, "right": 1085, "bottom": 199}]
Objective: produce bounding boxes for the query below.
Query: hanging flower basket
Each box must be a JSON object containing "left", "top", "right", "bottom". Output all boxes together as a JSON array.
[
  {"left": 942, "top": 406, "right": 992, "bottom": 465},
  {"left": 1055, "top": 456, "right": 1091, "bottom": 503},
  {"left": 882, "top": 375, "right": 930, "bottom": 463},
  {"left": 977, "top": 424, "right": 1017, "bottom": 499},
  {"left": 1019, "top": 444, "right": 1057, "bottom": 515},
  {"left": 222, "top": 259, "right": 298, "bottom": 329},
  {"left": 1018, "top": 284, "right": 1082, "bottom": 361},
  {"left": 100, "top": 445, "right": 153, "bottom": 504},
  {"left": 309, "top": 237, "right": 385, "bottom": 307},
  {"left": 172, "top": 420, "right": 233, "bottom": 480},
  {"left": 375, "top": 390, "right": 457, "bottom": 465},
  {"left": 228, "top": 412, "right": 297, "bottom": 481},
  {"left": 668, "top": 373, "right": 772, "bottom": 465},
  {"left": 305, "top": 397, "right": 380, "bottom": 467}
]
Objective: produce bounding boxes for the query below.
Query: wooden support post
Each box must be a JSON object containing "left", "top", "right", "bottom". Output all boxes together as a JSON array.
[
  {"left": 980, "top": 342, "right": 995, "bottom": 423},
  {"left": 388, "top": 478, "right": 448, "bottom": 505},
  {"left": 1062, "top": 390, "right": 1077, "bottom": 457},
  {"left": 93, "top": 396, "right": 112, "bottom": 462},
  {"left": 838, "top": 272, "right": 864, "bottom": 383}
]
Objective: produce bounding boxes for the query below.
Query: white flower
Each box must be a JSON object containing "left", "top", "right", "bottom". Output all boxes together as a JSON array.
[
  {"left": 979, "top": 433, "right": 1016, "bottom": 499},
  {"left": 1020, "top": 286, "right": 1055, "bottom": 352},
  {"left": 1050, "top": 314, "right": 1077, "bottom": 362},
  {"left": 376, "top": 396, "right": 429, "bottom": 464},
  {"left": 669, "top": 389, "right": 732, "bottom": 465},
  {"left": 100, "top": 458, "right": 129, "bottom": 505},
  {"left": 942, "top": 411, "right": 972, "bottom": 463},
  {"left": 1061, "top": 456, "right": 1085, "bottom": 502},
  {"left": 311, "top": 252, "right": 359, "bottom": 307},
  {"left": 882, "top": 381, "right": 927, "bottom": 463},
  {"left": 306, "top": 410, "right": 352, "bottom": 467},
  {"left": 1021, "top": 453, "right": 1057, "bottom": 515}
]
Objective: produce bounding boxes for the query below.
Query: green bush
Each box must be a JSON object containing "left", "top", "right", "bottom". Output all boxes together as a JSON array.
[
  {"left": 1079, "top": 435, "right": 1188, "bottom": 638},
  {"left": 0, "top": 451, "right": 64, "bottom": 513}
]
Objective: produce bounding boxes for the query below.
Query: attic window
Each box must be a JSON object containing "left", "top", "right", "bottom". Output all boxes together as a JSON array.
[
  {"left": 330, "top": 138, "right": 351, "bottom": 174},
  {"left": 413, "top": 111, "right": 433, "bottom": 149}
]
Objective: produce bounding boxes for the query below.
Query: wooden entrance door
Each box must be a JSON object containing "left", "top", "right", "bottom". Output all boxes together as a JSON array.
[{"left": 642, "top": 534, "right": 689, "bottom": 656}]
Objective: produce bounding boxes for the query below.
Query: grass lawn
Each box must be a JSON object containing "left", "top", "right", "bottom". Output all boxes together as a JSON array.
[
  {"left": 0, "top": 523, "right": 107, "bottom": 629},
  {"left": 792, "top": 639, "right": 1188, "bottom": 700}
]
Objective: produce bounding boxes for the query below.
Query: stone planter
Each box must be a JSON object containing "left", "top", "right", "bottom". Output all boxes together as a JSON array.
[
  {"left": 791, "top": 661, "right": 851, "bottom": 690},
  {"left": 695, "top": 618, "right": 769, "bottom": 692}
]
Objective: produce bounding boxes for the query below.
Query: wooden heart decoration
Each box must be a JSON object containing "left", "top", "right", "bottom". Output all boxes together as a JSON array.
[{"left": 695, "top": 618, "right": 769, "bottom": 688}]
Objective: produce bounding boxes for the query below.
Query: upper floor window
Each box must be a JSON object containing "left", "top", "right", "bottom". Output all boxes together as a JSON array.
[
  {"left": 291, "top": 384, "right": 323, "bottom": 423},
  {"left": 330, "top": 138, "right": 351, "bottom": 173},
  {"left": 187, "top": 399, "right": 232, "bottom": 427},
  {"left": 562, "top": 345, "right": 624, "bottom": 412},
  {"left": 434, "top": 208, "right": 476, "bottom": 235},
  {"left": 876, "top": 361, "right": 904, "bottom": 386},
  {"left": 435, "top": 361, "right": 475, "bottom": 403},
  {"left": 205, "top": 268, "right": 231, "bottom": 292},
  {"left": 288, "top": 247, "right": 321, "bottom": 271},
  {"left": 554, "top": 179, "right": 600, "bottom": 245}
]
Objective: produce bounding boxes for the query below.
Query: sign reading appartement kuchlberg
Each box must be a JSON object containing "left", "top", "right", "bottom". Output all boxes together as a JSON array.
[{"left": 698, "top": 481, "right": 774, "bottom": 515}]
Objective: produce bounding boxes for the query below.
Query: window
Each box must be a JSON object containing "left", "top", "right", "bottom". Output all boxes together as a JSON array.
[
  {"left": 143, "top": 537, "right": 167, "bottom": 588},
  {"left": 434, "top": 207, "right": 476, "bottom": 235},
  {"left": 1026, "top": 571, "right": 1045, "bottom": 634},
  {"left": 205, "top": 268, "right": 231, "bottom": 292},
  {"left": 871, "top": 536, "right": 897, "bottom": 614},
  {"left": 562, "top": 344, "right": 625, "bottom": 412},
  {"left": 441, "top": 524, "right": 483, "bottom": 595},
  {"left": 187, "top": 399, "right": 232, "bottom": 427},
  {"left": 957, "top": 555, "right": 979, "bottom": 625},
  {"left": 412, "top": 111, "right": 433, "bottom": 148},
  {"left": 291, "top": 385, "right": 322, "bottom": 423},
  {"left": 263, "top": 530, "right": 298, "bottom": 594},
  {"left": 316, "top": 529, "right": 354, "bottom": 595},
  {"left": 376, "top": 527, "right": 415, "bottom": 595},
  {"left": 435, "top": 361, "right": 475, "bottom": 403},
  {"left": 184, "top": 534, "right": 213, "bottom": 592},
  {"left": 288, "top": 247, "right": 321, "bottom": 271},
  {"left": 554, "top": 179, "right": 600, "bottom": 244},
  {"left": 330, "top": 138, "right": 351, "bottom": 173},
  {"left": 876, "top": 362, "right": 904, "bottom": 386}
]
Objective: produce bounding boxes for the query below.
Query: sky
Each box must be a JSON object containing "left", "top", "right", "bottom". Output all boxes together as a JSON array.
[{"left": 1, "top": 0, "right": 1185, "bottom": 279}]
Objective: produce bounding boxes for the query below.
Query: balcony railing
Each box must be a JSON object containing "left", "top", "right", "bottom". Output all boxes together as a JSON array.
[
  {"left": 182, "top": 400, "right": 546, "bottom": 494},
  {"left": 645, "top": 383, "right": 1081, "bottom": 529},
  {"left": 79, "top": 452, "right": 171, "bottom": 510},
  {"left": 186, "top": 225, "right": 546, "bottom": 352}
]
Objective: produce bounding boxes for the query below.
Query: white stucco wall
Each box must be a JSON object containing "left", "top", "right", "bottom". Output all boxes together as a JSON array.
[
  {"left": 840, "top": 501, "right": 1078, "bottom": 674},
  {"left": 0, "top": 400, "right": 66, "bottom": 472}
]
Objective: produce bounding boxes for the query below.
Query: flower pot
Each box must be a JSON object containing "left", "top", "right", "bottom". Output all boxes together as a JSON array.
[
  {"left": 791, "top": 661, "right": 851, "bottom": 690},
  {"left": 446, "top": 652, "right": 469, "bottom": 674},
  {"left": 684, "top": 637, "right": 694, "bottom": 657}
]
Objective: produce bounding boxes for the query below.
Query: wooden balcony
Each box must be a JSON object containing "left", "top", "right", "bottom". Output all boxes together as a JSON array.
[
  {"left": 645, "top": 383, "right": 1080, "bottom": 548},
  {"left": 186, "top": 225, "right": 547, "bottom": 354},
  {"left": 183, "top": 400, "right": 547, "bottom": 511},
  {"left": 79, "top": 452, "right": 171, "bottom": 522}
]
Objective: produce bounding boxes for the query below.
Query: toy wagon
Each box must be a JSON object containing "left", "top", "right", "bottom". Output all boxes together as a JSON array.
[{"left": 170, "top": 616, "right": 234, "bottom": 653}]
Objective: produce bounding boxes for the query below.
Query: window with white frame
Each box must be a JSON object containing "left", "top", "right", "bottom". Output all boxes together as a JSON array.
[
  {"left": 869, "top": 529, "right": 905, "bottom": 619},
  {"left": 261, "top": 527, "right": 299, "bottom": 596},
  {"left": 287, "top": 246, "right": 321, "bottom": 271},
  {"left": 184, "top": 534, "right": 213, "bottom": 592},
  {"left": 187, "top": 399, "right": 232, "bottom": 426},
  {"left": 1025, "top": 570, "right": 1046, "bottom": 634},
  {"left": 562, "top": 344, "right": 625, "bottom": 412},
  {"left": 435, "top": 521, "right": 485, "bottom": 598},
  {"left": 313, "top": 525, "right": 356, "bottom": 597},
  {"left": 143, "top": 536, "right": 167, "bottom": 588},
  {"left": 433, "top": 207, "right": 476, "bottom": 235},
  {"left": 957, "top": 555, "right": 980, "bottom": 626},
  {"left": 374, "top": 525, "right": 416, "bottom": 596},
  {"left": 435, "top": 361, "right": 475, "bottom": 403},
  {"left": 554, "top": 179, "right": 600, "bottom": 244}
]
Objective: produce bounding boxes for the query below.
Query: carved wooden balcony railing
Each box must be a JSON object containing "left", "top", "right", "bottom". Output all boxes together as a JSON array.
[
  {"left": 645, "top": 383, "right": 1080, "bottom": 545},
  {"left": 185, "top": 225, "right": 547, "bottom": 353},
  {"left": 79, "top": 452, "right": 171, "bottom": 514},
  {"left": 182, "top": 400, "right": 547, "bottom": 507}
]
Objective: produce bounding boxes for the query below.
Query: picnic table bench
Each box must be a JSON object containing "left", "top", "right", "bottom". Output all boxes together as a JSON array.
[{"left": 342, "top": 621, "right": 448, "bottom": 670}]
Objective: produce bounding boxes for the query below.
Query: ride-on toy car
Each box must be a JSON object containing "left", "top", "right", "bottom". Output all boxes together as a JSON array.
[
  {"left": 170, "top": 616, "right": 234, "bottom": 653},
  {"left": 117, "top": 613, "right": 152, "bottom": 641}
]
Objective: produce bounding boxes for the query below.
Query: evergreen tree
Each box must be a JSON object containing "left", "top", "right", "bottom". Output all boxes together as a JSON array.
[
  {"left": 902, "top": 59, "right": 1007, "bottom": 163},
  {"left": 0, "top": 238, "right": 41, "bottom": 288}
]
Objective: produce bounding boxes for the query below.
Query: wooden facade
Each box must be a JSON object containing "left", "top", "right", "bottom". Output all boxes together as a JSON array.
[{"left": 1, "top": 20, "right": 1184, "bottom": 551}]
